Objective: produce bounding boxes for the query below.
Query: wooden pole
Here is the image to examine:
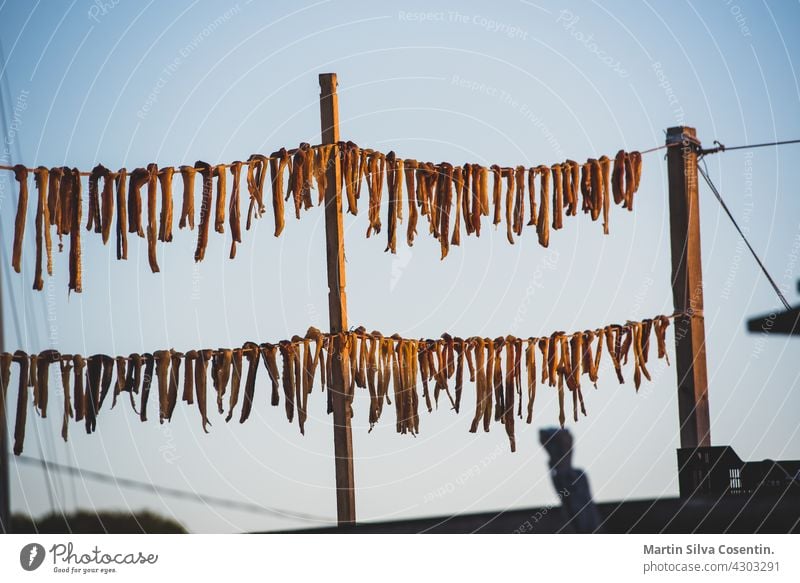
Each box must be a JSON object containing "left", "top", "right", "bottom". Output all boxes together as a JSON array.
[
  {"left": 319, "top": 73, "right": 355, "bottom": 525},
  {"left": 666, "top": 126, "right": 711, "bottom": 448}
]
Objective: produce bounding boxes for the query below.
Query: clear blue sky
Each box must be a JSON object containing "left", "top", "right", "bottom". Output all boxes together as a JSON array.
[{"left": 1, "top": 0, "right": 798, "bottom": 533}]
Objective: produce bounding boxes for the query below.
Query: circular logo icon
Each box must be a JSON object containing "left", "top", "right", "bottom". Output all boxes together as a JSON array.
[{"left": 19, "top": 543, "right": 46, "bottom": 571}]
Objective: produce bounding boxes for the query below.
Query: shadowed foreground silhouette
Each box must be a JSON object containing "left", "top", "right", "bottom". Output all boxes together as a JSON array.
[{"left": 11, "top": 510, "right": 187, "bottom": 534}]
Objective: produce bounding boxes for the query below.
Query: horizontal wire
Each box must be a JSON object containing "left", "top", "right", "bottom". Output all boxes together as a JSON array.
[
  {"left": 699, "top": 137, "right": 800, "bottom": 155},
  {"left": 12, "top": 454, "right": 330, "bottom": 523}
]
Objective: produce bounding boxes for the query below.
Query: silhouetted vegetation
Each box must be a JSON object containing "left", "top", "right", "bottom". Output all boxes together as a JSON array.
[{"left": 11, "top": 510, "right": 187, "bottom": 533}]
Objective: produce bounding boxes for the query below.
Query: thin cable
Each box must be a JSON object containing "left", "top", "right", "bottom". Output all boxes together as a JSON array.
[
  {"left": 698, "top": 157, "right": 792, "bottom": 311},
  {"left": 12, "top": 454, "right": 331, "bottom": 523},
  {"left": 699, "top": 138, "right": 800, "bottom": 156}
]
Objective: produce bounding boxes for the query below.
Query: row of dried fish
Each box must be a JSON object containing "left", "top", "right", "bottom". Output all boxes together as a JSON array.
[
  {"left": 341, "top": 144, "right": 644, "bottom": 258},
  {"left": 1, "top": 315, "right": 671, "bottom": 455},
  {"left": 6, "top": 144, "right": 642, "bottom": 291}
]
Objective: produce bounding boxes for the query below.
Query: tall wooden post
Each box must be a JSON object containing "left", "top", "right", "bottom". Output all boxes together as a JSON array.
[
  {"left": 319, "top": 73, "right": 356, "bottom": 525},
  {"left": 666, "top": 126, "right": 711, "bottom": 448}
]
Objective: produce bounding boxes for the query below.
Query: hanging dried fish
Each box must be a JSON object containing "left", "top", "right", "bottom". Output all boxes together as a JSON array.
[
  {"left": 365, "top": 151, "right": 384, "bottom": 237},
  {"left": 315, "top": 144, "right": 335, "bottom": 205},
  {"left": 194, "top": 161, "right": 213, "bottom": 262},
  {"left": 29, "top": 354, "right": 39, "bottom": 415},
  {"left": 527, "top": 167, "right": 538, "bottom": 226},
  {"left": 85, "top": 355, "right": 102, "bottom": 433},
  {"left": 115, "top": 168, "right": 128, "bottom": 260},
  {"left": 581, "top": 161, "right": 592, "bottom": 213},
  {"left": 87, "top": 165, "right": 103, "bottom": 233},
  {"left": 538, "top": 337, "right": 550, "bottom": 386},
  {"left": 72, "top": 355, "right": 86, "bottom": 423},
  {"left": 67, "top": 168, "right": 82, "bottom": 293},
  {"left": 227, "top": 161, "right": 243, "bottom": 258},
  {"left": 453, "top": 338, "right": 465, "bottom": 413},
  {"left": 461, "top": 163, "right": 473, "bottom": 236},
  {"left": 612, "top": 150, "right": 625, "bottom": 205},
  {"left": 525, "top": 338, "right": 537, "bottom": 423},
  {"left": 245, "top": 154, "right": 268, "bottom": 227},
  {"left": 97, "top": 355, "right": 115, "bottom": 413},
  {"left": 33, "top": 167, "right": 51, "bottom": 290},
  {"left": 260, "top": 343, "right": 280, "bottom": 407},
  {"left": 158, "top": 166, "right": 175, "bottom": 242},
  {"left": 36, "top": 349, "right": 60, "bottom": 419},
  {"left": 556, "top": 334, "right": 567, "bottom": 427},
  {"left": 11, "top": 165, "right": 28, "bottom": 274},
  {"left": 492, "top": 337, "right": 505, "bottom": 422},
  {"left": 178, "top": 165, "right": 197, "bottom": 230},
  {"left": 100, "top": 166, "right": 115, "bottom": 244},
  {"left": 551, "top": 163, "right": 564, "bottom": 230},
  {"left": 127, "top": 167, "right": 147, "bottom": 238},
  {"left": 632, "top": 151, "right": 642, "bottom": 192},
  {"left": 503, "top": 337, "right": 516, "bottom": 452},
  {"left": 588, "top": 158, "right": 602, "bottom": 225},
  {"left": 268, "top": 148, "right": 292, "bottom": 237},
  {"left": 0, "top": 353, "right": 10, "bottom": 406},
  {"left": 13, "top": 351, "right": 30, "bottom": 455},
  {"left": 437, "top": 162, "right": 454, "bottom": 259},
  {"left": 404, "top": 159, "right": 418, "bottom": 245},
  {"left": 153, "top": 349, "right": 171, "bottom": 422},
  {"left": 167, "top": 350, "right": 182, "bottom": 420},
  {"left": 415, "top": 162, "right": 430, "bottom": 221},
  {"left": 47, "top": 167, "right": 63, "bottom": 237},
  {"left": 654, "top": 315, "right": 671, "bottom": 364},
  {"left": 385, "top": 151, "right": 399, "bottom": 254},
  {"left": 225, "top": 348, "right": 243, "bottom": 421},
  {"left": 513, "top": 165, "right": 526, "bottom": 235},
  {"left": 58, "top": 166, "right": 72, "bottom": 241},
  {"left": 491, "top": 164, "right": 502, "bottom": 227},
  {"left": 625, "top": 151, "right": 642, "bottom": 210},
  {"left": 288, "top": 147, "right": 307, "bottom": 219},
  {"left": 451, "top": 166, "right": 463, "bottom": 246},
  {"left": 212, "top": 164, "right": 226, "bottom": 234},
  {"left": 279, "top": 340, "right": 296, "bottom": 423},
  {"left": 604, "top": 325, "right": 625, "bottom": 384},
  {"left": 194, "top": 349, "right": 212, "bottom": 432},
  {"left": 124, "top": 353, "right": 143, "bottom": 414},
  {"left": 140, "top": 352, "right": 155, "bottom": 422},
  {"left": 343, "top": 141, "right": 360, "bottom": 214},
  {"left": 503, "top": 167, "right": 515, "bottom": 244},
  {"left": 479, "top": 165, "right": 489, "bottom": 220},
  {"left": 565, "top": 160, "right": 580, "bottom": 217},
  {"left": 472, "top": 164, "right": 485, "bottom": 236},
  {"left": 239, "top": 341, "right": 260, "bottom": 424},
  {"left": 536, "top": 165, "right": 550, "bottom": 247},
  {"left": 598, "top": 155, "right": 611, "bottom": 234},
  {"left": 183, "top": 350, "right": 196, "bottom": 406},
  {"left": 145, "top": 163, "right": 160, "bottom": 273},
  {"left": 483, "top": 338, "right": 495, "bottom": 431},
  {"left": 59, "top": 356, "right": 73, "bottom": 441},
  {"left": 469, "top": 337, "right": 486, "bottom": 433}
]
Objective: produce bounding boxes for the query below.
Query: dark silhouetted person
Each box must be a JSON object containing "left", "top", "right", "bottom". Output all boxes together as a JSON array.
[{"left": 540, "top": 427, "right": 601, "bottom": 533}]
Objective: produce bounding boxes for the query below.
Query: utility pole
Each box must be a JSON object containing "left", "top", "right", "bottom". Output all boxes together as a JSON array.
[
  {"left": 666, "top": 126, "right": 711, "bottom": 448},
  {"left": 319, "top": 73, "right": 355, "bottom": 525}
]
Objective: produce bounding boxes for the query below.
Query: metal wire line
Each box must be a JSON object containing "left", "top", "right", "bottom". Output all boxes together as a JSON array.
[
  {"left": 12, "top": 454, "right": 331, "bottom": 524},
  {"left": 698, "top": 156, "right": 792, "bottom": 312}
]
